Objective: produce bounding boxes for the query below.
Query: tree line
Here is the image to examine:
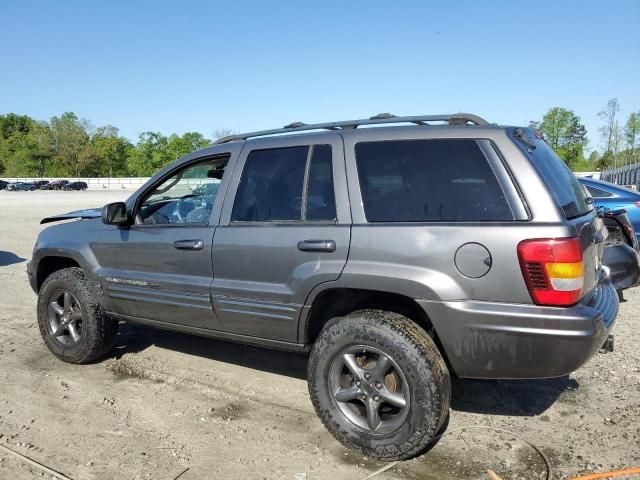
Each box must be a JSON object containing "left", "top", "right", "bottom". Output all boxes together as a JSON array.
[
  {"left": 0, "top": 112, "right": 232, "bottom": 178},
  {"left": 530, "top": 98, "right": 639, "bottom": 171},
  {"left": 1, "top": 101, "right": 639, "bottom": 178}
]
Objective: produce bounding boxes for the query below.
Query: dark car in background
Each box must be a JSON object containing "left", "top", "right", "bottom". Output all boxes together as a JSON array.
[
  {"left": 34, "top": 180, "right": 50, "bottom": 189},
  {"left": 6, "top": 182, "right": 37, "bottom": 191},
  {"left": 44, "top": 180, "right": 69, "bottom": 190},
  {"left": 63, "top": 181, "right": 88, "bottom": 191},
  {"left": 579, "top": 177, "right": 640, "bottom": 242},
  {"left": 0, "top": 180, "right": 8, "bottom": 190}
]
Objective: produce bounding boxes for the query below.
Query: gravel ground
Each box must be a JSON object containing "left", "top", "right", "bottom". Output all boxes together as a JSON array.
[{"left": 0, "top": 190, "right": 638, "bottom": 480}]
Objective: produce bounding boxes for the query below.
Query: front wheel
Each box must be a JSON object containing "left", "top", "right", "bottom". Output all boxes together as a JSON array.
[
  {"left": 37, "top": 267, "right": 118, "bottom": 364},
  {"left": 308, "top": 310, "right": 450, "bottom": 461}
]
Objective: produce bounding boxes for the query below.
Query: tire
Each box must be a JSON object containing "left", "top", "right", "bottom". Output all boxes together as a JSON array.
[
  {"left": 308, "top": 309, "right": 450, "bottom": 461},
  {"left": 37, "top": 267, "right": 118, "bottom": 364}
]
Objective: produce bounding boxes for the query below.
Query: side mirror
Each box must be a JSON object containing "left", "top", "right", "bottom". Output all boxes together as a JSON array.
[{"left": 101, "top": 202, "right": 130, "bottom": 226}]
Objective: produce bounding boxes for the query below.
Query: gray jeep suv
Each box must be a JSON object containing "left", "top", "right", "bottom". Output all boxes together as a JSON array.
[{"left": 28, "top": 113, "right": 618, "bottom": 460}]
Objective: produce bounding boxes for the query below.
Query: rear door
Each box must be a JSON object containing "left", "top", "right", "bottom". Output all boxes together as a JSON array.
[{"left": 211, "top": 134, "right": 350, "bottom": 342}]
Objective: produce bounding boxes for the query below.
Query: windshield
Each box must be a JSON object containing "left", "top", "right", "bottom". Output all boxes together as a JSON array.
[{"left": 514, "top": 128, "right": 593, "bottom": 219}]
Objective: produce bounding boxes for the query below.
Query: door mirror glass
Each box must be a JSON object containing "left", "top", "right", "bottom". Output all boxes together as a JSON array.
[{"left": 102, "top": 202, "right": 129, "bottom": 226}]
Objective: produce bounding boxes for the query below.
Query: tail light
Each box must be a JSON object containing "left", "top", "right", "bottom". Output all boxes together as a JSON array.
[{"left": 517, "top": 238, "right": 583, "bottom": 306}]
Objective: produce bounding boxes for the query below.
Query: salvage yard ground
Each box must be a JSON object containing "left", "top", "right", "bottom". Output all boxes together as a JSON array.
[{"left": 0, "top": 190, "right": 639, "bottom": 480}]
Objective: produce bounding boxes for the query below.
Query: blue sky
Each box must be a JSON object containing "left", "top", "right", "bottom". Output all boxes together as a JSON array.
[{"left": 0, "top": 0, "right": 638, "bottom": 151}]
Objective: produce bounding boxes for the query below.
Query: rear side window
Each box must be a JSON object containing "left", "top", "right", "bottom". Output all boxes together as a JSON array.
[
  {"left": 232, "top": 146, "right": 308, "bottom": 221},
  {"left": 232, "top": 144, "right": 336, "bottom": 222},
  {"left": 305, "top": 145, "right": 337, "bottom": 221},
  {"left": 585, "top": 185, "right": 614, "bottom": 198},
  {"left": 515, "top": 129, "right": 593, "bottom": 219},
  {"left": 355, "top": 139, "right": 513, "bottom": 222}
]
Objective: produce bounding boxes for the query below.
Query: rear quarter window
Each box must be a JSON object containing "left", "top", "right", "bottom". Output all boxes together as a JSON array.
[
  {"left": 515, "top": 129, "right": 593, "bottom": 219},
  {"left": 355, "top": 139, "right": 514, "bottom": 222}
]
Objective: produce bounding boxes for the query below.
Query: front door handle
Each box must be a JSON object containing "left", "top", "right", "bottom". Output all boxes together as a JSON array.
[
  {"left": 174, "top": 239, "right": 204, "bottom": 251},
  {"left": 297, "top": 239, "right": 336, "bottom": 253}
]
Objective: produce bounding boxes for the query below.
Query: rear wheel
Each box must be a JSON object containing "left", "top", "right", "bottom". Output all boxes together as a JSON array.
[
  {"left": 308, "top": 309, "right": 450, "bottom": 460},
  {"left": 37, "top": 267, "right": 118, "bottom": 364}
]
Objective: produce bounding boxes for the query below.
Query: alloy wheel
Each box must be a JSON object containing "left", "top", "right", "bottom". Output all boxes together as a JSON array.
[
  {"left": 48, "top": 290, "right": 83, "bottom": 346},
  {"left": 328, "top": 345, "right": 410, "bottom": 434}
]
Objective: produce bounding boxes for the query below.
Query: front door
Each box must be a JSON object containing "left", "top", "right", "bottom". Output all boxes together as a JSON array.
[
  {"left": 98, "top": 155, "right": 230, "bottom": 330},
  {"left": 211, "top": 135, "right": 351, "bottom": 342}
]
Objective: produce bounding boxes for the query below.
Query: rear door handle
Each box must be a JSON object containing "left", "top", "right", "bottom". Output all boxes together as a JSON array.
[
  {"left": 297, "top": 239, "right": 336, "bottom": 253},
  {"left": 174, "top": 239, "right": 204, "bottom": 251}
]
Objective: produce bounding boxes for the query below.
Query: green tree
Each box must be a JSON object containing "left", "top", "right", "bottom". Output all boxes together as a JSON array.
[
  {"left": 167, "top": 132, "right": 210, "bottom": 161},
  {"left": 92, "top": 126, "right": 131, "bottom": 177},
  {"left": 127, "top": 132, "right": 171, "bottom": 176},
  {"left": 598, "top": 98, "right": 621, "bottom": 156},
  {"left": 624, "top": 112, "right": 640, "bottom": 164},
  {"left": 0, "top": 114, "right": 53, "bottom": 176},
  {"left": 50, "top": 112, "right": 91, "bottom": 176},
  {"left": 537, "top": 107, "right": 588, "bottom": 168}
]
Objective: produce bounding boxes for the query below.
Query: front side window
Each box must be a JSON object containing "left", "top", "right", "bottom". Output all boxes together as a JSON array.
[
  {"left": 137, "top": 158, "right": 227, "bottom": 225},
  {"left": 232, "top": 145, "right": 336, "bottom": 222},
  {"left": 356, "top": 139, "right": 513, "bottom": 222}
]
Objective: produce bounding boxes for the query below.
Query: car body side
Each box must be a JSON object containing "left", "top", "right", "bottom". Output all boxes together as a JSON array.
[{"left": 29, "top": 126, "right": 616, "bottom": 379}]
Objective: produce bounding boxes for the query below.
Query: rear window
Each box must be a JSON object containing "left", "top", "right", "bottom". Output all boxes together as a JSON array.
[
  {"left": 515, "top": 129, "right": 593, "bottom": 219},
  {"left": 355, "top": 139, "right": 513, "bottom": 222}
]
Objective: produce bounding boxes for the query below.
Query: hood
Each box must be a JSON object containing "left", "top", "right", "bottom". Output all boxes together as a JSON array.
[{"left": 40, "top": 208, "right": 102, "bottom": 224}]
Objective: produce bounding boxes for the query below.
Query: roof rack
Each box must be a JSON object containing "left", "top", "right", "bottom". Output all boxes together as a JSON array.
[{"left": 214, "top": 113, "right": 489, "bottom": 144}]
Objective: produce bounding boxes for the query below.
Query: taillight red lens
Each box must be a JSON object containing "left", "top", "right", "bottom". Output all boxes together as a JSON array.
[{"left": 517, "top": 238, "right": 584, "bottom": 306}]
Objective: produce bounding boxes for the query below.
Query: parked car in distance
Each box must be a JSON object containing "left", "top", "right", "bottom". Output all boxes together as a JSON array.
[
  {"left": 62, "top": 181, "right": 88, "bottom": 191},
  {"left": 29, "top": 113, "right": 618, "bottom": 461},
  {"left": 45, "top": 180, "right": 69, "bottom": 190},
  {"left": 6, "top": 181, "right": 37, "bottom": 191},
  {"left": 579, "top": 177, "right": 640, "bottom": 242},
  {"left": 0, "top": 180, "right": 8, "bottom": 190},
  {"left": 597, "top": 206, "right": 640, "bottom": 298}
]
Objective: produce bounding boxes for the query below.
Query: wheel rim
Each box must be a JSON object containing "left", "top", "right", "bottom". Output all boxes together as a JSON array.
[
  {"left": 328, "top": 345, "right": 410, "bottom": 434},
  {"left": 47, "top": 290, "right": 83, "bottom": 346}
]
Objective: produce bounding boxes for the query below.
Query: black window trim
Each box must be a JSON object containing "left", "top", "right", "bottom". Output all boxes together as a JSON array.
[
  {"left": 131, "top": 153, "right": 230, "bottom": 228},
  {"left": 354, "top": 137, "right": 520, "bottom": 224},
  {"left": 230, "top": 144, "right": 338, "bottom": 226}
]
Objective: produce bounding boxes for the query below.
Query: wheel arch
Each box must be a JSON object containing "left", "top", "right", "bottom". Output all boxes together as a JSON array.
[
  {"left": 35, "top": 254, "right": 83, "bottom": 292},
  {"left": 302, "top": 286, "right": 434, "bottom": 344}
]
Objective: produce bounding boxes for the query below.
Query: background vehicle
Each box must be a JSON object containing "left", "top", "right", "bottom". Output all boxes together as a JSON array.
[
  {"left": 29, "top": 114, "right": 617, "bottom": 461},
  {"left": 45, "top": 179, "right": 69, "bottom": 190},
  {"left": 33, "top": 180, "right": 50, "bottom": 189},
  {"left": 7, "top": 181, "right": 37, "bottom": 191},
  {"left": 579, "top": 177, "right": 640, "bottom": 241},
  {"left": 62, "top": 181, "right": 87, "bottom": 191},
  {"left": 597, "top": 207, "right": 640, "bottom": 298},
  {"left": 0, "top": 180, "right": 7, "bottom": 190}
]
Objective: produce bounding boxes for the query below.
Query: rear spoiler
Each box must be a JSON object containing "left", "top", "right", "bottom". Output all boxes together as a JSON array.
[{"left": 40, "top": 208, "right": 101, "bottom": 224}]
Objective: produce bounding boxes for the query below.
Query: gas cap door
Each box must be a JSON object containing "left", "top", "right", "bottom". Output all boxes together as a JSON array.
[{"left": 455, "top": 242, "right": 492, "bottom": 278}]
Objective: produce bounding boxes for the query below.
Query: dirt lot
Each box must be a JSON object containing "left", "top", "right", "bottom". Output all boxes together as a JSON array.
[{"left": 0, "top": 190, "right": 638, "bottom": 480}]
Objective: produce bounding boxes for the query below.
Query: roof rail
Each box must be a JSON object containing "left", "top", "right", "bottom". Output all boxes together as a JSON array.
[{"left": 214, "top": 113, "right": 489, "bottom": 144}]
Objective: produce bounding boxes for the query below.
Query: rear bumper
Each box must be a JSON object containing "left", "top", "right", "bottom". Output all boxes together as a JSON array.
[{"left": 419, "top": 281, "right": 618, "bottom": 379}]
